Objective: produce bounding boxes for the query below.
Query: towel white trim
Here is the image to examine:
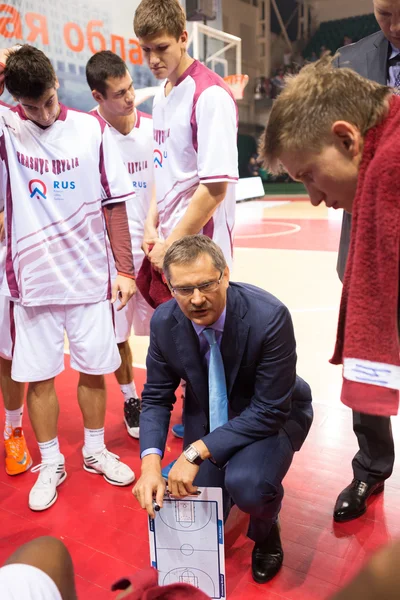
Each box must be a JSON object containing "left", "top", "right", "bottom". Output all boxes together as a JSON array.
[{"left": 343, "top": 358, "right": 400, "bottom": 391}]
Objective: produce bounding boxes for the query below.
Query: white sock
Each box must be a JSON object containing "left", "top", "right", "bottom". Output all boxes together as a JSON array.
[
  {"left": 84, "top": 427, "right": 105, "bottom": 454},
  {"left": 120, "top": 382, "right": 137, "bottom": 402},
  {"left": 4, "top": 407, "right": 24, "bottom": 439},
  {"left": 38, "top": 437, "right": 61, "bottom": 463}
]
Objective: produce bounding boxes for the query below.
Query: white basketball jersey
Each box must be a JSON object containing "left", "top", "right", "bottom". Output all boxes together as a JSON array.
[
  {"left": 152, "top": 60, "right": 238, "bottom": 266},
  {"left": 0, "top": 104, "right": 135, "bottom": 306},
  {"left": 92, "top": 108, "right": 155, "bottom": 335},
  {"left": 92, "top": 108, "right": 154, "bottom": 274}
]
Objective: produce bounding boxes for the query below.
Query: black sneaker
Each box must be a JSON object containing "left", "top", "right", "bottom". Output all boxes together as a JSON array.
[{"left": 124, "top": 397, "right": 141, "bottom": 439}]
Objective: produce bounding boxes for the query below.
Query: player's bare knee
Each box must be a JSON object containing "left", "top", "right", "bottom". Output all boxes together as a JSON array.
[
  {"left": 0, "top": 356, "right": 12, "bottom": 376},
  {"left": 78, "top": 372, "right": 105, "bottom": 389},
  {"left": 5, "top": 536, "right": 70, "bottom": 568},
  {"left": 28, "top": 378, "right": 56, "bottom": 398},
  {"left": 117, "top": 340, "right": 132, "bottom": 361}
]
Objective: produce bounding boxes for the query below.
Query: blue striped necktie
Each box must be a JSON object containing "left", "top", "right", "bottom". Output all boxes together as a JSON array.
[
  {"left": 202, "top": 328, "right": 228, "bottom": 431},
  {"left": 389, "top": 53, "right": 400, "bottom": 95}
]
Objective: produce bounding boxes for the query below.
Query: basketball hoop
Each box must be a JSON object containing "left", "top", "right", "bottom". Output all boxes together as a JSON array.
[{"left": 223, "top": 74, "right": 249, "bottom": 100}]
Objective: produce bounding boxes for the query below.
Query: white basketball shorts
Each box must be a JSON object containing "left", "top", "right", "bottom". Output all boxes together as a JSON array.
[
  {"left": 0, "top": 564, "right": 62, "bottom": 600},
  {"left": 0, "top": 295, "right": 12, "bottom": 360},
  {"left": 11, "top": 300, "right": 121, "bottom": 382},
  {"left": 113, "top": 296, "right": 135, "bottom": 344}
]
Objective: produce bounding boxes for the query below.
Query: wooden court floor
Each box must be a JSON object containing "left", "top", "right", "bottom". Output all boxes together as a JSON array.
[{"left": 1, "top": 196, "right": 399, "bottom": 599}]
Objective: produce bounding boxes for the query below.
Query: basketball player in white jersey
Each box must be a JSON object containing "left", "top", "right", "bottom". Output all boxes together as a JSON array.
[
  {"left": 0, "top": 45, "right": 136, "bottom": 511},
  {"left": 86, "top": 51, "right": 155, "bottom": 439},
  {"left": 134, "top": 0, "right": 239, "bottom": 454},
  {"left": 0, "top": 94, "right": 31, "bottom": 477},
  {"left": 0, "top": 209, "right": 31, "bottom": 477}
]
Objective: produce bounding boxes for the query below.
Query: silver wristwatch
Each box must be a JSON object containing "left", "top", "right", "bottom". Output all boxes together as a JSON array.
[{"left": 183, "top": 444, "right": 203, "bottom": 466}]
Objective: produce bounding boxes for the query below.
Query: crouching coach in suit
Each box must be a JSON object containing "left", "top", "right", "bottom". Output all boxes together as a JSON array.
[{"left": 133, "top": 235, "right": 313, "bottom": 584}]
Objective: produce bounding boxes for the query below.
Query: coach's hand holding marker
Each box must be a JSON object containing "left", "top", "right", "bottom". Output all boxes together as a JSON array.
[
  {"left": 133, "top": 457, "right": 166, "bottom": 519},
  {"left": 111, "top": 274, "right": 137, "bottom": 311}
]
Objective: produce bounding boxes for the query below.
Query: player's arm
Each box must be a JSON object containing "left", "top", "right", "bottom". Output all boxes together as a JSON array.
[
  {"left": 148, "top": 183, "right": 227, "bottom": 270},
  {"left": 166, "top": 181, "right": 228, "bottom": 245},
  {"left": 0, "top": 45, "right": 22, "bottom": 94},
  {"left": 100, "top": 125, "right": 137, "bottom": 308},
  {"left": 0, "top": 205, "right": 4, "bottom": 242},
  {"left": 142, "top": 183, "right": 160, "bottom": 256},
  {"left": 103, "top": 202, "right": 136, "bottom": 309},
  {"left": 0, "top": 118, "right": 7, "bottom": 242},
  {"left": 133, "top": 320, "right": 180, "bottom": 516},
  {"left": 0, "top": 50, "right": 6, "bottom": 94}
]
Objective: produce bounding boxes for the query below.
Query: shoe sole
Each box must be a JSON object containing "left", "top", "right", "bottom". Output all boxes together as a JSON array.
[
  {"left": 124, "top": 418, "right": 140, "bottom": 439},
  {"left": 333, "top": 484, "right": 385, "bottom": 523},
  {"left": 6, "top": 456, "right": 33, "bottom": 476},
  {"left": 83, "top": 463, "right": 135, "bottom": 486},
  {"left": 29, "top": 471, "right": 67, "bottom": 512}
]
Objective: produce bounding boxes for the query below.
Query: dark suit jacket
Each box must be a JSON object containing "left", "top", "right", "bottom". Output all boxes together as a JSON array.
[
  {"left": 140, "top": 282, "right": 313, "bottom": 467},
  {"left": 335, "top": 31, "right": 389, "bottom": 281}
]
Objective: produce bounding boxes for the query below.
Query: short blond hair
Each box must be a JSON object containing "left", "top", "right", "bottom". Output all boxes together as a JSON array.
[
  {"left": 134, "top": 0, "right": 186, "bottom": 40},
  {"left": 260, "top": 55, "right": 392, "bottom": 173}
]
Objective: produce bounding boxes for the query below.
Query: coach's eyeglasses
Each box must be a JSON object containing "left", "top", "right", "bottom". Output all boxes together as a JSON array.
[{"left": 170, "top": 271, "right": 224, "bottom": 298}]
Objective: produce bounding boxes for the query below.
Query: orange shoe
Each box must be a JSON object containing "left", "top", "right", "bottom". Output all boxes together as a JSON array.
[{"left": 4, "top": 427, "right": 33, "bottom": 475}]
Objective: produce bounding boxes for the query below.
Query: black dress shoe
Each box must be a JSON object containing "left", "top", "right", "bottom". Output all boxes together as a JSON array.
[
  {"left": 252, "top": 522, "right": 283, "bottom": 584},
  {"left": 334, "top": 479, "right": 385, "bottom": 523}
]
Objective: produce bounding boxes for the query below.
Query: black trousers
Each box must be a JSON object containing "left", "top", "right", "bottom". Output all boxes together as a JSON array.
[{"left": 352, "top": 411, "right": 395, "bottom": 485}]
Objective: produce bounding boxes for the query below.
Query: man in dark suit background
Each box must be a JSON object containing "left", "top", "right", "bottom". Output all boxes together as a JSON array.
[
  {"left": 133, "top": 235, "right": 313, "bottom": 584},
  {"left": 333, "top": 0, "right": 400, "bottom": 523}
]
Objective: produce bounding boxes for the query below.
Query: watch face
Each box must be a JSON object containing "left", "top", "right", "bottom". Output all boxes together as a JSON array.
[{"left": 186, "top": 447, "right": 198, "bottom": 462}]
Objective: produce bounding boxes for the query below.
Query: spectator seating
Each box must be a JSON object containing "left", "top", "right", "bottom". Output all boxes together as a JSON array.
[{"left": 303, "top": 13, "right": 380, "bottom": 61}]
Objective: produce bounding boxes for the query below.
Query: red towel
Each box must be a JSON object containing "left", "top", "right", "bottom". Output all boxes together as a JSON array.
[
  {"left": 111, "top": 567, "right": 210, "bottom": 599},
  {"left": 330, "top": 96, "right": 400, "bottom": 417},
  {"left": 136, "top": 256, "right": 172, "bottom": 309}
]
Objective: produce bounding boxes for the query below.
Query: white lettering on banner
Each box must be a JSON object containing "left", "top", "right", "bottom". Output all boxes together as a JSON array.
[{"left": 343, "top": 358, "right": 400, "bottom": 390}]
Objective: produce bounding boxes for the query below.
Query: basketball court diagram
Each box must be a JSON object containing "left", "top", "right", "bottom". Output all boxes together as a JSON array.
[{"left": 148, "top": 487, "right": 226, "bottom": 599}]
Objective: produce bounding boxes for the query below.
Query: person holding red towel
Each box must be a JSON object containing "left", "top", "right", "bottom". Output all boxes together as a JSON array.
[{"left": 260, "top": 54, "right": 400, "bottom": 523}]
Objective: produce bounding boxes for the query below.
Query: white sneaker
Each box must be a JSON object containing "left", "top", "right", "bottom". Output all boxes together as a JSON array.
[
  {"left": 29, "top": 455, "right": 67, "bottom": 511},
  {"left": 82, "top": 446, "right": 135, "bottom": 486}
]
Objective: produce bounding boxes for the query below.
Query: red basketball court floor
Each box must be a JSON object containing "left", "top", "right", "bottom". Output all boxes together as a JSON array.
[{"left": 1, "top": 196, "right": 399, "bottom": 599}]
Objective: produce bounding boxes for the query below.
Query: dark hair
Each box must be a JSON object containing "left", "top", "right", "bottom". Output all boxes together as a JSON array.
[
  {"left": 163, "top": 235, "right": 227, "bottom": 281},
  {"left": 86, "top": 51, "right": 128, "bottom": 97},
  {"left": 134, "top": 0, "right": 186, "bottom": 40},
  {"left": 5, "top": 45, "right": 56, "bottom": 100}
]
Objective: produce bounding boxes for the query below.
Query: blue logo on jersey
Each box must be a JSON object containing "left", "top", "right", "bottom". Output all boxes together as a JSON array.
[
  {"left": 54, "top": 181, "right": 76, "bottom": 190},
  {"left": 154, "top": 149, "right": 163, "bottom": 168},
  {"left": 153, "top": 149, "right": 167, "bottom": 169},
  {"left": 133, "top": 181, "right": 147, "bottom": 189},
  {"left": 29, "top": 179, "right": 47, "bottom": 200}
]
